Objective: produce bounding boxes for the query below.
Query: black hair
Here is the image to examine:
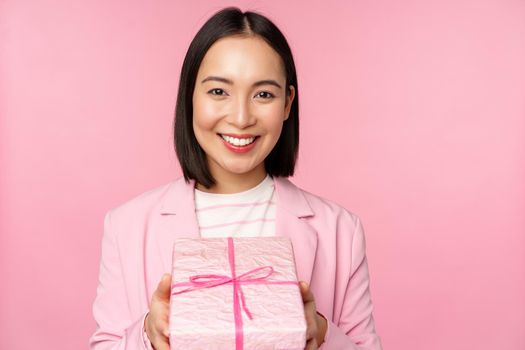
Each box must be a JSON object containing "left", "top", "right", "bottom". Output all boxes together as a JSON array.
[{"left": 174, "top": 6, "right": 299, "bottom": 189}]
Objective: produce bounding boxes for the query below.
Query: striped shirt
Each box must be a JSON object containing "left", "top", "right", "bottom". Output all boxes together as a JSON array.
[{"left": 194, "top": 174, "right": 276, "bottom": 238}]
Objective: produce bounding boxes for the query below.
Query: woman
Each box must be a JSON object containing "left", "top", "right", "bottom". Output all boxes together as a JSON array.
[{"left": 89, "top": 6, "right": 383, "bottom": 350}]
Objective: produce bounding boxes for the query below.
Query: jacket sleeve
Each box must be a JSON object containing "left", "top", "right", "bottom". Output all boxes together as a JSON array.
[
  {"left": 319, "top": 215, "right": 383, "bottom": 350},
  {"left": 89, "top": 210, "right": 155, "bottom": 350}
]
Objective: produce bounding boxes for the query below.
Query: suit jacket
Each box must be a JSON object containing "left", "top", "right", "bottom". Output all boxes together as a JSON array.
[{"left": 89, "top": 176, "right": 383, "bottom": 350}]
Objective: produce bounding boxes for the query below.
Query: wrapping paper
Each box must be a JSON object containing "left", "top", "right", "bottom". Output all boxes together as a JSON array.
[{"left": 169, "top": 236, "right": 307, "bottom": 350}]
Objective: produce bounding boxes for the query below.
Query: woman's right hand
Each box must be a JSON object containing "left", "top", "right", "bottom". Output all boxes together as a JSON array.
[{"left": 145, "top": 273, "right": 172, "bottom": 350}]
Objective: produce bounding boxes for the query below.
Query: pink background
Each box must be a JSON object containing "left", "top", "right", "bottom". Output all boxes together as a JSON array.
[{"left": 1, "top": 1, "right": 524, "bottom": 349}]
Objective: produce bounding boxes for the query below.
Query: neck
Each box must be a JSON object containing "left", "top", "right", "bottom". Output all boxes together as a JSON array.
[{"left": 196, "top": 165, "right": 268, "bottom": 194}]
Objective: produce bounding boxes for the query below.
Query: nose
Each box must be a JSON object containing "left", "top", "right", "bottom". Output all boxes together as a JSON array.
[{"left": 228, "top": 96, "right": 256, "bottom": 129}]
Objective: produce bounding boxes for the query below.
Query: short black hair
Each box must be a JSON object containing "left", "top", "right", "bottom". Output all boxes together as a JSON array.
[{"left": 173, "top": 6, "right": 300, "bottom": 189}]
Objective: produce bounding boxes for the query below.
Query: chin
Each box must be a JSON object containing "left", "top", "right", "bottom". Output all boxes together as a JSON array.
[
  {"left": 226, "top": 167, "right": 255, "bottom": 175},
  {"left": 220, "top": 160, "right": 256, "bottom": 173}
]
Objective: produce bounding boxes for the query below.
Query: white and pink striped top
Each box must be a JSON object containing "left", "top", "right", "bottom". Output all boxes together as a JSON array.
[{"left": 194, "top": 174, "right": 276, "bottom": 238}]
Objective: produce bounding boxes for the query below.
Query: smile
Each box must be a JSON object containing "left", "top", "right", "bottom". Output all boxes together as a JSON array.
[
  {"left": 219, "top": 134, "right": 257, "bottom": 146},
  {"left": 218, "top": 133, "right": 260, "bottom": 153}
]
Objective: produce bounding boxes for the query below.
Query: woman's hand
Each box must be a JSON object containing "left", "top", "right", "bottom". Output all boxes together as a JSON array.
[
  {"left": 300, "top": 281, "right": 328, "bottom": 350},
  {"left": 144, "top": 273, "right": 172, "bottom": 350}
]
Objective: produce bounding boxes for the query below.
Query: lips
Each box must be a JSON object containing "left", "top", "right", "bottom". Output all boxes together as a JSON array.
[
  {"left": 222, "top": 134, "right": 255, "bottom": 146},
  {"left": 220, "top": 133, "right": 257, "bottom": 138},
  {"left": 218, "top": 133, "right": 259, "bottom": 153}
]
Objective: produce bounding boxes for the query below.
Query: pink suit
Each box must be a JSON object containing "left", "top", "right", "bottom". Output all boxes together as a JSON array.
[{"left": 89, "top": 176, "right": 383, "bottom": 349}]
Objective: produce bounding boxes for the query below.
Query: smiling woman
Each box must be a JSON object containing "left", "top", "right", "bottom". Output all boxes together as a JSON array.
[
  {"left": 89, "top": 6, "right": 383, "bottom": 350},
  {"left": 191, "top": 35, "right": 295, "bottom": 193},
  {"left": 172, "top": 9, "right": 301, "bottom": 195}
]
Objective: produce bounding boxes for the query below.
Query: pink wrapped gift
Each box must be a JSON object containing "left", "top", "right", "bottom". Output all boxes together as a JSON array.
[{"left": 169, "top": 236, "right": 307, "bottom": 349}]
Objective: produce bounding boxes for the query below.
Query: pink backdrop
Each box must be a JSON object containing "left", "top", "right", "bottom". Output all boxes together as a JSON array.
[{"left": 1, "top": 1, "right": 524, "bottom": 349}]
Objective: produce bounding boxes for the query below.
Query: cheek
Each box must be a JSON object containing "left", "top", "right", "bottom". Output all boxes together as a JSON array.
[
  {"left": 260, "top": 104, "right": 287, "bottom": 133},
  {"left": 193, "top": 96, "right": 220, "bottom": 131}
]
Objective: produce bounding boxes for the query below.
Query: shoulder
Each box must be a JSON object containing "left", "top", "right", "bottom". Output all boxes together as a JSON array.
[
  {"left": 276, "top": 176, "right": 361, "bottom": 228},
  {"left": 105, "top": 176, "right": 186, "bottom": 225},
  {"left": 280, "top": 178, "right": 367, "bottom": 271}
]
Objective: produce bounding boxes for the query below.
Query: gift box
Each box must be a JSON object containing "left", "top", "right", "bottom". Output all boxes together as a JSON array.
[{"left": 169, "top": 236, "right": 307, "bottom": 349}]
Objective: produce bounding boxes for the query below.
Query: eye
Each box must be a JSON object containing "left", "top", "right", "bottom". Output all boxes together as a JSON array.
[
  {"left": 256, "top": 91, "right": 275, "bottom": 99},
  {"left": 208, "top": 88, "right": 227, "bottom": 96}
]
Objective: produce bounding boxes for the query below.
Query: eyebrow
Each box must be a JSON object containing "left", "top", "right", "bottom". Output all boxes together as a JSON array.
[{"left": 200, "top": 76, "right": 282, "bottom": 89}]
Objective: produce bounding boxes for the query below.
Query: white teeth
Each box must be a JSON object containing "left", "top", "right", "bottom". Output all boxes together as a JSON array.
[{"left": 221, "top": 135, "right": 256, "bottom": 146}]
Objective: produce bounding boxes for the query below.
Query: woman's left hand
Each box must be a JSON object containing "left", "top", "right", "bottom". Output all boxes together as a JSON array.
[{"left": 299, "top": 281, "right": 328, "bottom": 349}]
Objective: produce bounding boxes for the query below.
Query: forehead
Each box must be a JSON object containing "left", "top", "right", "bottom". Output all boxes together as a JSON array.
[{"left": 197, "top": 35, "right": 285, "bottom": 81}]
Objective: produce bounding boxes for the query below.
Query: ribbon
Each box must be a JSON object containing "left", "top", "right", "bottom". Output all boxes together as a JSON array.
[{"left": 171, "top": 237, "right": 298, "bottom": 349}]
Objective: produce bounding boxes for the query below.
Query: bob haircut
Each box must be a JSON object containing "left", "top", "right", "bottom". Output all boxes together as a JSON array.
[{"left": 174, "top": 6, "right": 300, "bottom": 189}]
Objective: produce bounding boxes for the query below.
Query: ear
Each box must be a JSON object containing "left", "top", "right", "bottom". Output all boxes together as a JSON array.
[{"left": 283, "top": 85, "right": 296, "bottom": 121}]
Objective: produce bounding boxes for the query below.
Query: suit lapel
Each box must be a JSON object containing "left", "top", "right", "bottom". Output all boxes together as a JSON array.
[
  {"left": 153, "top": 176, "right": 318, "bottom": 285},
  {"left": 273, "top": 176, "right": 318, "bottom": 284},
  {"left": 154, "top": 177, "right": 200, "bottom": 273}
]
